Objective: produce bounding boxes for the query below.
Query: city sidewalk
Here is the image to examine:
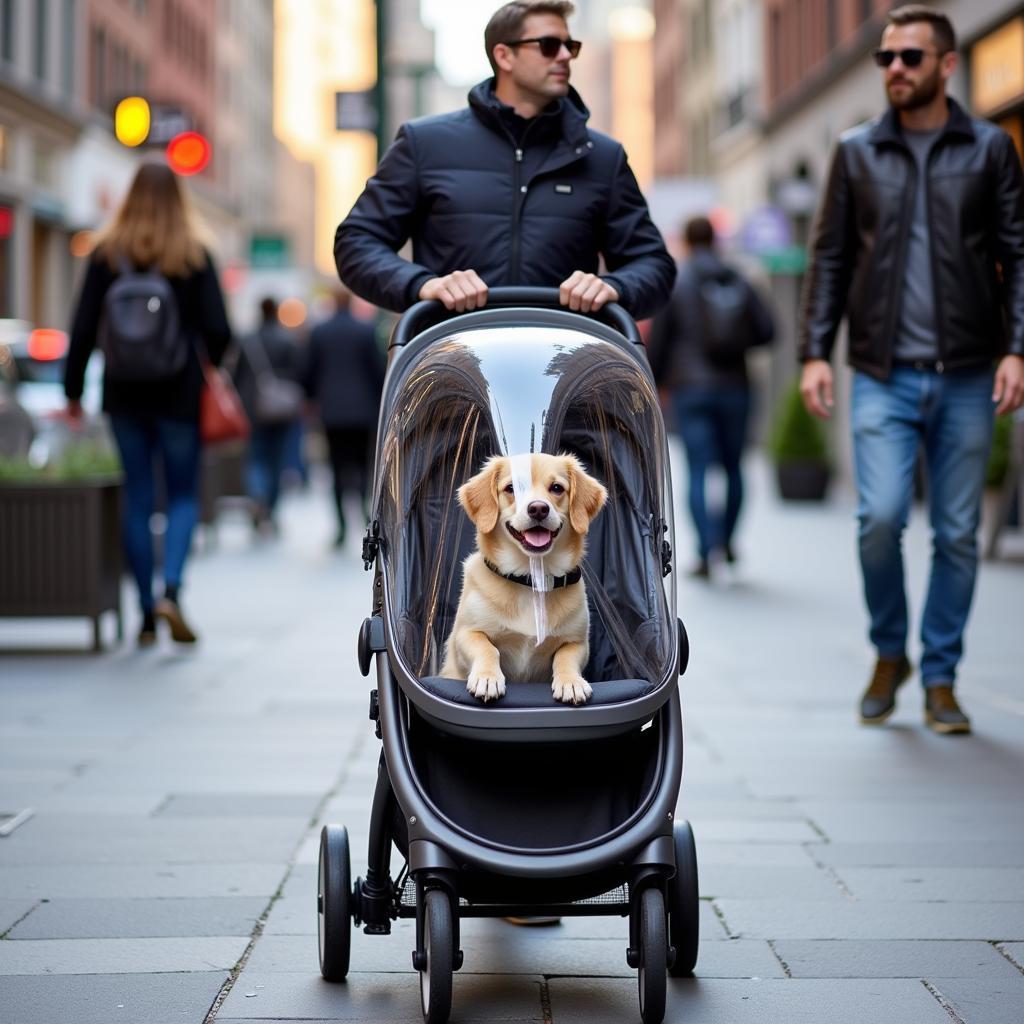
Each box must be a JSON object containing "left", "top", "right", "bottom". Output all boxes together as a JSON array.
[{"left": 1, "top": 457, "right": 1022, "bottom": 1024}]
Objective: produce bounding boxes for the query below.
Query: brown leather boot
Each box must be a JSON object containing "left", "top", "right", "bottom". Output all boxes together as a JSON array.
[
  {"left": 924, "top": 685, "right": 971, "bottom": 735},
  {"left": 859, "top": 655, "right": 912, "bottom": 724}
]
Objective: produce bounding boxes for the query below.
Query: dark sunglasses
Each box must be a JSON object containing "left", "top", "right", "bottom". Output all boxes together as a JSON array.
[
  {"left": 505, "top": 35, "right": 582, "bottom": 59},
  {"left": 872, "top": 47, "right": 944, "bottom": 68}
]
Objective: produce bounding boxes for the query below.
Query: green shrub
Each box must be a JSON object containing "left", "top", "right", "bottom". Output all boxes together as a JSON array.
[
  {"left": 768, "top": 381, "right": 830, "bottom": 465},
  {"left": 986, "top": 414, "right": 1013, "bottom": 489},
  {"left": 0, "top": 442, "right": 122, "bottom": 482}
]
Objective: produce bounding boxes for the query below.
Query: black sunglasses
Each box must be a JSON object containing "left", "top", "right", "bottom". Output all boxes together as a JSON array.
[
  {"left": 505, "top": 35, "right": 582, "bottom": 59},
  {"left": 872, "top": 47, "right": 944, "bottom": 68}
]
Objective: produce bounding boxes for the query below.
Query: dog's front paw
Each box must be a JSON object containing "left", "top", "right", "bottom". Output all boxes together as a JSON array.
[
  {"left": 467, "top": 669, "right": 506, "bottom": 703},
  {"left": 552, "top": 676, "right": 592, "bottom": 705}
]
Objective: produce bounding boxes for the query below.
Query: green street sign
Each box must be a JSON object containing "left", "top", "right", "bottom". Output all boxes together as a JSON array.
[
  {"left": 249, "top": 234, "right": 291, "bottom": 269},
  {"left": 760, "top": 245, "right": 808, "bottom": 275}
]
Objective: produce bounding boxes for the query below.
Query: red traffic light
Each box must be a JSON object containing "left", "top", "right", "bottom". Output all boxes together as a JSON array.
[{"left": 165, "top": 131, "right": 210, "bottom": 176}]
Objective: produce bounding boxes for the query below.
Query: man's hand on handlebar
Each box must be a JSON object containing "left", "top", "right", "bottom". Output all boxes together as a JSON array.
[
  {"left": 419, "top": 270, "right": 489, "bottom": 311},
  {"left": 559, "top": 272, "right": 619, "bottom": 313}
]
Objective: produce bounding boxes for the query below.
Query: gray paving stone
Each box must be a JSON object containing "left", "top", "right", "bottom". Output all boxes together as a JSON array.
[
  {"left": 687, "top": 842, "right": 815, "bottom": 866},
  {"left": 0, "top": 899, "right": 38, "bottom": 935},
  {"left": 262, "top": 895, "right": 315, "bottom": 936},
  {"left": 1, "top": 971, "right": 227, "bottom": 1024},
  {"left": 836, "top": 867, "right": 1024, "bottom": 902},
  {"left": 998, "top": 943, "right": 1024, "bottom": 970},
  {"left": 929, "top": 976, "right": 1024, "bottom": 1024},
  {"left": 154, "top": 793, "right": 322, "bottom": 818},
  {"left": 774, "top": 940, "right": 1022, "bottom": 979},
  {"left": 0, "top": 936, "right": 249, "bottom": 974},
  {"left": 0, "top": 863, "right": 285, "bottom": 900},
  {"left": 219, "top": 971, "right": 543, "bottom": 1020},
  {"left": 685, "top": 819, "right": 823, "bottom": 843},
  {"left": 799, "top": 801, "right": 1024, "bottom": 844},
  {"left": 8, "top": 897, "right": 266, "bottom": 939},
  {"left": 715, "top": 900, "right": 1024, "bottom": 941},
  {"left": 0, "top": 816, "right": 302, "bottom": 865},
  {"left": 814, "top": 842, "right": 1024, "bottom": 868},
  {"left": 547, "top": 977, "right": 953, "bottom": 1023},
  {"left": 699, "top": 864, "right": 844, "bottom": 901}
]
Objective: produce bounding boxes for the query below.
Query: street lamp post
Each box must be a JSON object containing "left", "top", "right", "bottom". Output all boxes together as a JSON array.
[{"left": 375, "top": 0, "right": 387, "bottom": 160}]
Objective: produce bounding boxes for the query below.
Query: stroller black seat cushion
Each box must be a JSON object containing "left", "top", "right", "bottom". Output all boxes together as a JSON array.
[{"left": 420, "top": 675, "right": 659, "bottom": 708}]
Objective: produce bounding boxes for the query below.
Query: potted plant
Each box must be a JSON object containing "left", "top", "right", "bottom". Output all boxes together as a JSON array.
[
  {"left": 0, "top": 441, "right": 123, "bottom": 651},
  {"left": 768, "top": 381, "right": 831, "bottom": 501}
]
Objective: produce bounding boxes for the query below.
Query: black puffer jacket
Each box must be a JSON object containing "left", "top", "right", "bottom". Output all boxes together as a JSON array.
[
  {"left": 800, "top": 99, "right": 1024, "bottom": 379},
  {"left": 334, "top": 80, "right": 675, "bottom": 319}
]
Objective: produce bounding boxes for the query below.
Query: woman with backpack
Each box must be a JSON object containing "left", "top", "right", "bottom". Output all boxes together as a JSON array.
[{"left": 64, "top": 162, "right": 232, "bottom": 646}]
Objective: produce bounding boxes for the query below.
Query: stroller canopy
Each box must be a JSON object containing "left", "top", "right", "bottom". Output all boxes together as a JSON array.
[{"left": 374, "top": 304, "right": 677, "bottom": 698}]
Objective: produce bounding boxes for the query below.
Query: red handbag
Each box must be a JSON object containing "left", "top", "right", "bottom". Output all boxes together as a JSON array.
[{"left": 199, "top": 359, "right": 249, "bottom": 445}]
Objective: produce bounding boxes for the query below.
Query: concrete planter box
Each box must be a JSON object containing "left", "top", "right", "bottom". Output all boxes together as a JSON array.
[{"left": 0, "top": 478, "right": 123, "bottom": 650}]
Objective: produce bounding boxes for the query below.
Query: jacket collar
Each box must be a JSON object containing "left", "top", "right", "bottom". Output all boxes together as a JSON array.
[
  {"left": 468, "top": 78, "right": 591, "bottom": 150},
  {"left": 869, "top": 97, "right": 975, "bottom": 148}
]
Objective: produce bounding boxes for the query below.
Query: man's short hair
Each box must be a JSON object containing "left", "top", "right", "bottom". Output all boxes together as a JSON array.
[
  {"left": 684, "top": 216, "right": 715, "bottom": 249},
  {"left": 887, "top": 5, "right": 956, "bottom": 53},
  {"left": 484, "top": 1, "right": 576, "bottom": 74}
]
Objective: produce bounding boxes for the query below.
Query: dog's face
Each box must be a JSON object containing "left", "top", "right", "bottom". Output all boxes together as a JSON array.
[{"left": 458, "top": 453, "right": 607, "bottom": 573}]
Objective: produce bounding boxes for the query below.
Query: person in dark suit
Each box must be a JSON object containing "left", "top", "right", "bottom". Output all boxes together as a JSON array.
[{"left": 304, "top": 289, "right": 385, "bottom": 547}]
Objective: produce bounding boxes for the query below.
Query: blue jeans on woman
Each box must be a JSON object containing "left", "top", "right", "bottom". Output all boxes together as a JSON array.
[
  {"left": 110, "top": 414, "right": 201, "bottom": 614},
  {"left": 674, "top": 387, "right": 752, "bottom": 560},
  {"left": 851, "top": 366, "right": 994, "bottom": 687}
]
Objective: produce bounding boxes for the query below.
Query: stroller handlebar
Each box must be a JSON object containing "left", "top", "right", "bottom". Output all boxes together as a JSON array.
[{"left": 391, "top": 287, "right": 642, "bottom": 348}]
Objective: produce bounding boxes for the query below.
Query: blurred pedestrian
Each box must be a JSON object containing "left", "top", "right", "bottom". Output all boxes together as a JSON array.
[
  {"left": 232, "top": 297, "right": 304, "bottom": 535},
  {"left": 64, "top": 162, "right": 232, "bottom": 646},
  {"left": 799, "top": 5, "right": 1024, "bottom": 734},
  {"left": 334, "top": 0, "right": 674, "bottom": 319},
  {"left": 648, "top": 216, "right": 775, "bottom": 579},
  {"left": 304, "top": 288, "right": 385, "bottom": 548}
]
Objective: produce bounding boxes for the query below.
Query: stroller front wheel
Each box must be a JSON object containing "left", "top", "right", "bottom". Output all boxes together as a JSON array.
[
  {"left": 318, "top": 825, "right": 352, "bottom": 981},
  {"left": 638, "top": 886, "right": 667, "bottom": 1024},
  {"left": 420, "top": 888, "right": 454, "bottom": 1024}
]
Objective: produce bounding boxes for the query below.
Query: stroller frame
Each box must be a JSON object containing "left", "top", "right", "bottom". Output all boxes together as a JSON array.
[{"left": 318, "top": 291, "right": 699, "bottom": 1024}]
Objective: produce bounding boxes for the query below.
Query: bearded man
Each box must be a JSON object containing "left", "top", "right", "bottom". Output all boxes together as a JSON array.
[{"left": 798, "top": 4, "right": 1024, "bottom": 735}]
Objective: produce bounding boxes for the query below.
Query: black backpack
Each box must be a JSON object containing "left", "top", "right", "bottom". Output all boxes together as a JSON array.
[
  {"left": 696, "top": 270, "right": 755, "bottom": 363},
  {"left": 99, "top": 258, "right": 186, "bottom": 381}
]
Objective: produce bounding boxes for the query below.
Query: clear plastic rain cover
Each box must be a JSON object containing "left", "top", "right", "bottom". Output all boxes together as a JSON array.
[{"left": 374, "top": 323, "right": 677, "bottom": 690}]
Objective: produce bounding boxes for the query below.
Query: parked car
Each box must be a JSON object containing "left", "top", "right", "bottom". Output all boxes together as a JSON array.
[{"left": 0, "top": 319, "right": 110, "bottom": 465}]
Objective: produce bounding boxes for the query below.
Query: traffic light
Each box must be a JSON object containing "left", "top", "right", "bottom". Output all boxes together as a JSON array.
[
  {"left": 114, "top": 96, "right": 151, "bottom": 147},
  {"left": 165, "top": 132, "right": 211, "bottom": 176}
]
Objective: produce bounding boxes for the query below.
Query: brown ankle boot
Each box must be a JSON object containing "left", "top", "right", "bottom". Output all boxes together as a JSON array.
[
  {"left": 924, "top": 685, "right": 971, "bottom": 735},
  {"left": 859, "top": 655, "right": 912, "bottom": 724}
]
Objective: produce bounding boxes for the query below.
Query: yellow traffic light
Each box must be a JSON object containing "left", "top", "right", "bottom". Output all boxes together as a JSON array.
[{"left": 115, "top": 97, "right": 150, "bottom": 147}]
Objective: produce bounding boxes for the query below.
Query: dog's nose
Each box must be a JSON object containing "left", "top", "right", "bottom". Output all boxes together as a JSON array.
[{"left": 527, "top": 501, "right": 549, "bottom": 521}]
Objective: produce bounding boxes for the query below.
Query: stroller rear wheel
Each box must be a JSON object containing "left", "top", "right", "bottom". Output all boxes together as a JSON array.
[
  {"left": 668, "top": 820, "right": 699, "bottom": 977},
  {"left": 419, "top": 888, "right": 454, "bottom": 1024},
  {"left": 638, "top": 886, "right": 667, "bottom": 1024},
  {"left": 318, "top": 825, "right": 352, "bottom": 981}
]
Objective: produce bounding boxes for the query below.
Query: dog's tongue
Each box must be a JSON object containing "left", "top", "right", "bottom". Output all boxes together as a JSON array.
[{"left": 523, "top": 527, "right": 552, "bottom": 549}]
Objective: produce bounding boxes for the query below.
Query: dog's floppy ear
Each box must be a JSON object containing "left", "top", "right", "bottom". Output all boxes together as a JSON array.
[
  {"left": 566, "top": 455, "right": 608, "bottom": 535},
  {"left": 458, "top": 456, "right": 503, "bottom": 534}
]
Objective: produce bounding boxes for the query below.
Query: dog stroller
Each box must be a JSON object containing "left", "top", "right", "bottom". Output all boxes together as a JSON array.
[{"left": 317, "top": 289, "right": 698, "bottom": 1024}]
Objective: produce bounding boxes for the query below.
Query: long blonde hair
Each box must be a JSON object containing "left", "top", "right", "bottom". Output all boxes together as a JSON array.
[{"left": 93, "top": 162, "right": 212, "bottom": 277}]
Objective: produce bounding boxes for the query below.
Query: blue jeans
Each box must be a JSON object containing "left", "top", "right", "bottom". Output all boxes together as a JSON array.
[
  {"left": 246, "top": 424, "right": 292, "bottom": 514},
  {"left": 674, "top": 387, "right": 751, "bottom": 559},
  {"left": 110, "top": 415, "right": 201, "bottom": 614},
  {"left": 851, "top": 367, "right": 994, "bottom": 687}
]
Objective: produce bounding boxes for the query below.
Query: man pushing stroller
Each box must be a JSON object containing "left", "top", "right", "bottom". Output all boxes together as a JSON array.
[{"left": 334, "top": 0, "right": 674, "bottom": 321}]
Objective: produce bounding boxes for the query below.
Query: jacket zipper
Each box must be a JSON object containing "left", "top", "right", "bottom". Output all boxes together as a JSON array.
[
  {"left": 884, "top": 145, "right": 915, "bottom": 379},
  {"left": 923, "top": 138, "right": 946, "bottom": 373},
  {"left": 510, "top": 145, "right": 524, "bottom": 284}
]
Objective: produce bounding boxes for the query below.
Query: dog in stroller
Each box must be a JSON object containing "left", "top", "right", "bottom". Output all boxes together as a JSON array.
[{"left": 318, "top": 289, "right": 699, "bottom": 1024}]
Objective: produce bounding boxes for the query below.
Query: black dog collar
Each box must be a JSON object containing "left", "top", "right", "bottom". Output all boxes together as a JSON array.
[{"left": 483, "top": 558, "right": 582, "bottom": 591}]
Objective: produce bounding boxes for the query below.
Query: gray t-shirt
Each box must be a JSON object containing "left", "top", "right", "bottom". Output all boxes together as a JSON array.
[{"left": 895, "top": 127, "right": 943, "bottom": 363}]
